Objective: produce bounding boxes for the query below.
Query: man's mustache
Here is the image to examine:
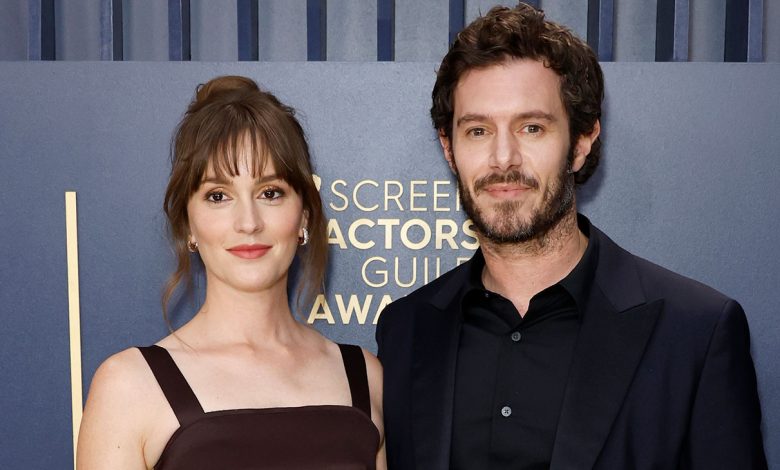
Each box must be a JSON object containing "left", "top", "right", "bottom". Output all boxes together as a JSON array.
[{"left": 473, "top": 171, "right": 540, "bottom": 194}]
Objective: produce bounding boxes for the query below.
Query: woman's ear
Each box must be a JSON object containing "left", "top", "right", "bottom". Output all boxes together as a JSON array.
[{"left": 300, "top": 209, "right": 310, "bottom": 231}]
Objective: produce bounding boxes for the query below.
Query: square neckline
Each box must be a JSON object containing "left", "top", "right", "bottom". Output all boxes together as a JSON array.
[{"left": 138, "top": 343, "right": 380, "bottom": 469}]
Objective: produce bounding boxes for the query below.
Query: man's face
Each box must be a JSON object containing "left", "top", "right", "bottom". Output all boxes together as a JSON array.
[{"left": 441, "top": 59, "right": 596, "bottom": 244}]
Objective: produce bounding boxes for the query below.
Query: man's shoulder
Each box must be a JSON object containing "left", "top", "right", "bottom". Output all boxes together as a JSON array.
[
  {"left": 592, "top": 228, "right": 744, "bottom": 351},
  {"left": 633, "top": 254, "right": 737, "bottom": 322},
  {"left": 598, "top": 228, "right": 735, "bottom": 314},
  {"left": 378, "top": 259, "right": 471, "bottom": 324}
]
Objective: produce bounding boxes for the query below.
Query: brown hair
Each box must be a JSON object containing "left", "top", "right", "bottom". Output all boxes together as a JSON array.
[
  {"left": 162, "top": 75, "right": 327, "bottom": 322},
  {"left": 431, "top": 2, "right": 604, "bottom": 185}
]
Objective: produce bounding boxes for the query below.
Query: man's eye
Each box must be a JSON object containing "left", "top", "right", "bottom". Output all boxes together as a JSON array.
[
  {"left": 525, "top": 124, "right": 542, "bottom": 134},
  {"left": 468, "top": 128, "right": 487, "bottom": 137},
  {"left": 206, "top": 191, "right": 226, "bottom": 203}
]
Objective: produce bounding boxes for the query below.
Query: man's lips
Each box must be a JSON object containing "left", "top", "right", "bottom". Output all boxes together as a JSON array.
[
  {"left": 227, "top": 244, "right": 272, "bottom": 259},
  {"left": 474, "top": 170, "right": 539, "bottom": 196},
  {"left": 482, "top": 183, "right": 532, "bottom": 198}
]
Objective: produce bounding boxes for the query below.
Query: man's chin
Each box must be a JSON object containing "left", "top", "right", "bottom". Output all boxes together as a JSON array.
[
  {"left": 474, "top": 215, "right": 536, "bottom": 242},
  {"left": 479, "top": 205, "right": 535, "bottom": 228}
]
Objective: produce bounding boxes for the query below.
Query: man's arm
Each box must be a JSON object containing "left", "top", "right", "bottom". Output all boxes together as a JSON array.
[{"left": 683, "top": 299, "right": 767, "bottom": 469}]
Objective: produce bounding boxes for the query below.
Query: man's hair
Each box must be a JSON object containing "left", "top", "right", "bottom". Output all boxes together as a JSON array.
[{"left": 431, "top": 2, "right": 604, "bottom": 185}]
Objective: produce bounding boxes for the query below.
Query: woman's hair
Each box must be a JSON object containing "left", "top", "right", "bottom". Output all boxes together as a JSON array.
[
  {"left": 162, "top": 75, "right": 327, "bottom": 322},
  {"left": 431, "top": 3, "right": 604, "bottom": 185}
]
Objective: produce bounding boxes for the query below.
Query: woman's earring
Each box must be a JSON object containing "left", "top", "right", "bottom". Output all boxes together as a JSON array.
[
  {"left": 298, "top": 228, "right": 310, "bottom": 246},
  {"left": 187, "top": 240, "right": 199, "bottom": 252}
]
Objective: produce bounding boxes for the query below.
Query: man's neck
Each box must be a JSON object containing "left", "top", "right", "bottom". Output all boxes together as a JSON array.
[{"left": 479, "top": 209, "right": 587, "bottom": 316}]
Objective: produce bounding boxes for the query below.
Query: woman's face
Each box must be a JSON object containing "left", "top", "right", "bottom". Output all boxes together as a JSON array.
[{"left": 186, "top": 153, "right": 305, "bottom": 296}]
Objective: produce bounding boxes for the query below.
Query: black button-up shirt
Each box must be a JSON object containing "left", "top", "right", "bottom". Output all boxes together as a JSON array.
[{"left": 451, "top": 219, "right": 599, "bottom": 469}]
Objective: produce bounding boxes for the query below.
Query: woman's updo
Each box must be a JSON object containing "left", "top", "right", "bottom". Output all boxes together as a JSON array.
[{"left": 162, "top": 75, "right": 327, "bottom": 320}]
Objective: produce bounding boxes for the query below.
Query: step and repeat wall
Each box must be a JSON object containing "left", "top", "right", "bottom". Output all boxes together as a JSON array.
[{"left": 1, "top": 62, "right": 778, "bottom": 467}]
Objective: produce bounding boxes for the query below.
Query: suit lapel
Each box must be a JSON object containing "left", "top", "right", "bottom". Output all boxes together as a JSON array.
[
  {"left": 404, "top": 225, "right": 662, "bottom": 469},
  {"left": 410, "top": 262, "right": 470, "bottom": 470},
  {"left": 550, "top": 227, "right": 662, "bottom": 469}
]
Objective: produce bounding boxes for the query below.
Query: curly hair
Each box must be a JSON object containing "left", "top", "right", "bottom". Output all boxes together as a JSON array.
[{"left": 431, "top": 3, "right": 604, "bottom": 185}]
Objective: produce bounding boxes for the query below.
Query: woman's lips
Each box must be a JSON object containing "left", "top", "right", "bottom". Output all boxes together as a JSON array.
[{"left": 227, "top": 244, "right": 272, "bottom": 259}]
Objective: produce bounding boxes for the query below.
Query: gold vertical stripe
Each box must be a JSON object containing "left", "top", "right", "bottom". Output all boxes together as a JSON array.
[{"left": 65, "top": 191, "right": 83, "bottom": 469}]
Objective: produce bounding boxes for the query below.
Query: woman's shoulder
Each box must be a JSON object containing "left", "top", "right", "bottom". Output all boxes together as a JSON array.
[
  {"left": 85, "top": 347, "right": 164, "bottom": 420},
  {"left": 311, "top": 333, "right": 383, "bottom": 407},
  {"left": 359, "top": 348, "right": 383, "bottom": 414},
  {"left": 314, "top": 334, "right": 381, "bottom": 380},
  {"left": 355, "top": 346, "right": 382, "bottom": 386},
  {"left": 331, "top": 342, "right": 384, "bottom": 436},
  {"left": 78, "top": 347, "right": 173, "bottom": 468},
  {"left": 90, "top": 348, "right": 155, "bottom": 395},
  {"left": 321, "top": 338, "right": 382, "bottom": 380}
]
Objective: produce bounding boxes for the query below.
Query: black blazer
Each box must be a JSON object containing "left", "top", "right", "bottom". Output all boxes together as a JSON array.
[{"left": 376, "top": 222, "right": 766, "bottom": 470}]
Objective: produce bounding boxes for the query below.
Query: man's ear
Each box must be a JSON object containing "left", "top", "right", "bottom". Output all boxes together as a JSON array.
[
  {"left": 438, "top": 129, "right": 456, "bottom": 174},
  {"left": 572, "top": 119, "right": 601, "bottom": 172}
]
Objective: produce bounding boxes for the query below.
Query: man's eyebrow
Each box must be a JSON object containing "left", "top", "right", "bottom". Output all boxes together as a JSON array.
[
  {"left": 456, "top": 113, "right": 491, "bottom": 127},
  {"left": 456, "top": 110, "right": 556, "bottom": 127},
  {"left": 514, "top": 110, "right": 556, "bottom": 122}
]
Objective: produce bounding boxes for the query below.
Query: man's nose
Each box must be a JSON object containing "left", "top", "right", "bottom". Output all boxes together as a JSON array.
[{"left": 490, "top": 129, "right": 522, "bottom": 170}]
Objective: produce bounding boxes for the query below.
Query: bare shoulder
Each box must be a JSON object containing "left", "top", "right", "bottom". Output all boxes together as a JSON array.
[
  {"left": 86, "top": 348, "right": 157, "bottom": 411},
  {"left": 77, "top": 348, "right": 167, "bottom": 469},
  {"left": 360, "top": 348, "right": 383, "bottom": 389}
]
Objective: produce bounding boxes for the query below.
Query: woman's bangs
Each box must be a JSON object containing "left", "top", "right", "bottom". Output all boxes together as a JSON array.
[{"left": 210, "top": 127, "right": 267, "bottom": 179}]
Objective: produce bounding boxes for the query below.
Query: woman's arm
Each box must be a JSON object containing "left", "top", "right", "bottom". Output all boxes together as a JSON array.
[
  {"left": 77, "top": 349, "right": 153, "bottom": 470},
  {"left": 363, "top": 349, "right": 387, "bottom": 470},
  {"left": 376, "top": 442, "right": 387, "bottom": 470}
]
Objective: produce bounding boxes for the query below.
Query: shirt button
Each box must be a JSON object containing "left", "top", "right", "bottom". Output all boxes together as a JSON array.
[
  {"left": 483, "top": 291, "right": 490, "bottom": 298},
  {"left": 501, "top": 406, "right": 512, "bottom": 417},
  {"left": 510, "top": 331, "right": 522, "bottom": 342}
]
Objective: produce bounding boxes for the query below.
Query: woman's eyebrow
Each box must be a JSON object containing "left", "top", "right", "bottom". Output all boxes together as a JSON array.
[
  {"left": 256, "top": 174, "right": 281, "bottom": 184},
  {"left": 201, "top": 175, "right": 230, "bottom": 185}
]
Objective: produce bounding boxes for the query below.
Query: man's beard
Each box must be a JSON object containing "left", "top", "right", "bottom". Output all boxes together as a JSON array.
[{"left": 455, "top": 148, "right": 576, "bottom": 245}]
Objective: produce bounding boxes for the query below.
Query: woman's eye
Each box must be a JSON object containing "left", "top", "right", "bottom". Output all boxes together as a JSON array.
[
  {"left": 206, "top": 191, "right": 226, "bottom": 203},
  {"left": 261, "top": 188, "right": 284, "bottom": 200}
]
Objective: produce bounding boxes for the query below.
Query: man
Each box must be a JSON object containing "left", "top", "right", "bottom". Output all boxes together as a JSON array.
[{"left": 375, "top": 3, "right": 766, "bottom": 469}]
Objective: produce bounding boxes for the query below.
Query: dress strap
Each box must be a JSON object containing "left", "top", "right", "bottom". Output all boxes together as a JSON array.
[
  {"left": 337, "top": 343, "right": 372, "bottom": 418},
  {"left": 137, "top": 345, "right": 204, "bottom": 427}
]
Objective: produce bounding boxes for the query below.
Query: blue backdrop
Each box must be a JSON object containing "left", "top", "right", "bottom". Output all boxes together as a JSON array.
[{"left": 0, "top": 62, "right": 778, "bottom": 468}]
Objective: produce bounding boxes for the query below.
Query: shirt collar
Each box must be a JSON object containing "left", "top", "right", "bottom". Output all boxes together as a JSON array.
[
  {"left": 461, "top": 213, "right": 600, "bottom": 311},
  {"left": 559, "top": 214, "right": 599, "bottom": 309}
]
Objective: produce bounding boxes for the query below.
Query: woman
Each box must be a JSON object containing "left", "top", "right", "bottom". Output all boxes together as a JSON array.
[{"left": 77, "top": 76, "right": 385, "bottom": 469}]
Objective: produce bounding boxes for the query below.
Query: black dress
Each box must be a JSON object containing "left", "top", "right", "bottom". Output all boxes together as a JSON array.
[{"left": 138, "top": 344, "right": 380, "bottom": 469}]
